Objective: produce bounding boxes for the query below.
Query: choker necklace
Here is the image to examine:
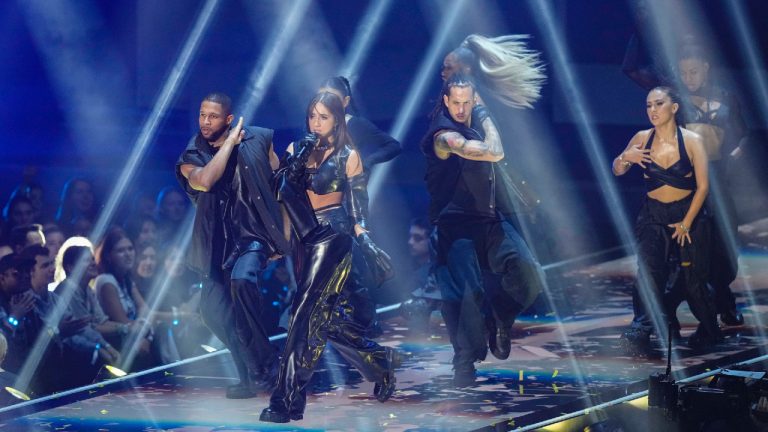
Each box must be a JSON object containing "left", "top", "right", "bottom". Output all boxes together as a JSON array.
[{"left": 315, "top": 142, "right": 331, "bottom": 152}]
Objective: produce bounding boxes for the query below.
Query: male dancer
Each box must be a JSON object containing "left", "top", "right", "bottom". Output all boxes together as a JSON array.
[
  {"left": 422, "top": 73, "right": 544, "bottom": 386},
  {"left": 176, "top": 93, "right": 290, "bottom": 398}
]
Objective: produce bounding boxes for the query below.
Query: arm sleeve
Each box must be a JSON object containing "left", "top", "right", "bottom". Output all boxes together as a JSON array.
[{"left": 345, "top": 174, "right": 369, "bottom": 230}]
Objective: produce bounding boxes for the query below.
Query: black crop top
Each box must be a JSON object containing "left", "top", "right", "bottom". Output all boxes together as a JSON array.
[
  {"left": 305, "top": 144, "right": 353, "bottom": 195},
  {"left": 643, "top": 127, "right": 696, "bottom": 192}
]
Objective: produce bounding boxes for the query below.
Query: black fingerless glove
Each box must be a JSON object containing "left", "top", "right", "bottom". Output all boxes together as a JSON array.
[{"left": 356, "top": 232, "right": 395, "bottom": 286}]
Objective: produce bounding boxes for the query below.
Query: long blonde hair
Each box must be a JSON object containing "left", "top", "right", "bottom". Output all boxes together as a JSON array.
[{"left": 455, "top": 34, "right": 546, "bottom": 109}]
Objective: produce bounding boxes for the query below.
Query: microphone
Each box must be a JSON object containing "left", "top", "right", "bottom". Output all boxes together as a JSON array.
[{"left": 294, "top": 132, "right": 318, "bottom": 165}]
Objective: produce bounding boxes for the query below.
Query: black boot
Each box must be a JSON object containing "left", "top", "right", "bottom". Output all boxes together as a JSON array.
[{"left": 373, "top": 348, "right": 401, "bottom": 402}]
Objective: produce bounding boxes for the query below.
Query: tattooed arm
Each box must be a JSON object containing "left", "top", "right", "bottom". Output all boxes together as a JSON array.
[{"left": 432, "top": 118, "right": 503, "bottom": 162}]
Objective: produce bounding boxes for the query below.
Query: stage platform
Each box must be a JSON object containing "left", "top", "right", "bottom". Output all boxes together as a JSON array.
[{"left": 3, "top": 220, "right": 768, "bottom": 432}]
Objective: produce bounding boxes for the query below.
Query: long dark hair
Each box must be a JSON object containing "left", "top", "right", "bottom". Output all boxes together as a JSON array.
[
  {"left": 319, "top": 76, "right": 358, "bottom": 115},
  {"left": 305, "top": 92, "right": 355, "bottom": 148},
  {"left": 55, "top": 177, "right": 95, "bottom": 224},
  {"left": 95, "top": 226, "right": 133, "bottom": 279}
]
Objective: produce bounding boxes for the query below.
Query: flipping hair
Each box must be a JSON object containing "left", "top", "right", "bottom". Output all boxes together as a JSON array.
[{"left": 455, "top": 34, "right": 546, "bottom": 109}]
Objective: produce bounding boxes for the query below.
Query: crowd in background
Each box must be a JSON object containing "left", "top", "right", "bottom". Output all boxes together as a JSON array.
[{"left": 0, "top": 175, "right": 297, "bottom": 401}]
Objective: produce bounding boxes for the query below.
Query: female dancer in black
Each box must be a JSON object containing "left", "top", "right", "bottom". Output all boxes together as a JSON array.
[
  {"left": 318, "top": 76, "right": 401, "bottom": 171},
  {"left": 677, "top": 42, "right": 746, "bottom": 326},
  {"left": 317, "top": 76, "right": 400, "bottom": 332},
  {"left": 260, "top": 92, "right": 398, "bottom": 423},
  {"left": 614, "top": 86, "right": 720, "bottom": 350}
]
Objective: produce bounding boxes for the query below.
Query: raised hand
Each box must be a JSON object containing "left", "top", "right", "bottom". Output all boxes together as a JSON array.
[
  {"left": 668, "top": 221, "right": 692, "bottom": 246},
  {"left": 9, "top": 291, "right": 35, "bottom": 319},
  {"left": 224, "top": 116, "right": 245, "bottom": 147},
  {"left": 623, "top": 143, "right": 653, "bottom": 168}
]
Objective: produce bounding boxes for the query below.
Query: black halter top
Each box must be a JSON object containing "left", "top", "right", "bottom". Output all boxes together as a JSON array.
[{"left": 643, "top": 127, "right": 696, "bottom": 192}]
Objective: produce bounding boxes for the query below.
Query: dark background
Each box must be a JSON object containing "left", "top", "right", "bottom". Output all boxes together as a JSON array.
[{"left": 2, "top": 0, "right": 767, "bottom": 281}]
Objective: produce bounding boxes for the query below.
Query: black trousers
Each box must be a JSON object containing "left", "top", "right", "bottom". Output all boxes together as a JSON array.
[
  {"left": 435, "top": 215, "right": 544, "bottom": 369},
  {"left": 631, "top": 196, "right": 719, "bottom": 339},
  {"left": 200, "top": 247, "right": 277, "bottom": 384},
  {"left": 269, "top": 207, "right": 394, "bottom": 416},
  {"left": 707, "top": 162, "right": 739, "bottom": 314}
]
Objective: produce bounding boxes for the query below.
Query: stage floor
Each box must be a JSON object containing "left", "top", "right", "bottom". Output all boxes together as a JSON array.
[{"left": 3, "top": 220, "right": 768, "bottom": 432}]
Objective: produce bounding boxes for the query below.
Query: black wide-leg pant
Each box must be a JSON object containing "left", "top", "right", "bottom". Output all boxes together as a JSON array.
[
  {"left": 269, "top": 210, "right": 394, "bottom": 417},
  {"left": 631, "top": 195, "right": 719, "bottom": 339},
  {"left": 435, "top": 216, "right": 544, "bottom": 370}
]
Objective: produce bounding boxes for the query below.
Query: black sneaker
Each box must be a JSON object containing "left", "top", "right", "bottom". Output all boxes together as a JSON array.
[
  {"left": 453, "top": 366, "right": 477, "bottom": 388},
  {"left": 259, "top": 407, "right": 290, "bottom": 423},
  {"left": 687, "top": 329, "right": 723, "bottom": 350},
  {"left": 720, "top": 309, "right": 744, "bottom": 326}
]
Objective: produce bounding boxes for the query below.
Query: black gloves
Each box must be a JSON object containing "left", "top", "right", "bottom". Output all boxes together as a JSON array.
[
  {"left": 356, "top": 232, "right": 394, "bottom": 286},
  {"left": 286, "top": 133, "right": 317, "bottom": 183}
]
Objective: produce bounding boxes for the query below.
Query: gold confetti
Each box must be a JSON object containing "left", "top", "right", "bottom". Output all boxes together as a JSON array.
[
  {"left": 519, "top": 370, "right": 524, "bottom": 381},
  {"left": 100, "top": 409, "right": 109, "bottom": 415},
  {"left": 4, "top": 387, "right": 30, "bottom": 401},
  {"left": 552, "top": 369, "right": 559, "bottom": 378},
  {"left": 552, "top": 384, "right": 559, "bottom": 394},
  {"left": 519, "top": 385, "right": 524, "bottom": 395},
  {"left": 105, "top": 365, "right": 127, "bottom": 377}
]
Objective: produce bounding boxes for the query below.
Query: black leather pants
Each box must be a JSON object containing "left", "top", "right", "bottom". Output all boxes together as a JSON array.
[{"left": 268, "top": 207, "right": 395, "bottom": 417}]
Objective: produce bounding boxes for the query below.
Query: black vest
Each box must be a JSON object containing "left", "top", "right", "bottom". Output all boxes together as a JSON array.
[
  {"left": 175, "top": 127, "right": 289, "bottom": 279},
  {"left": 421, "top": 109, "right": 503, "bottom": 224}
]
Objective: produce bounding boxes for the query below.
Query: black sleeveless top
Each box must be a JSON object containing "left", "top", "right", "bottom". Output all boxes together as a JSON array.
[
  {"left": 642, "top": 127, "right": 696, "bottom": 192},
  {"left": 306, "top": 144, "right": 353, "bottom": 195}
]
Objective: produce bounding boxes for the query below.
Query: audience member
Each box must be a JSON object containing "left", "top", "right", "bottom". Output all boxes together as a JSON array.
[
  {"left": 55, "top": 178, "right": 97, "bottom": 238},
  {"left": 94, "top": 227, "right": 156, "bottom": 370},
  {"left": 8, "top": 224, "right": 45, "bottom": 255}
]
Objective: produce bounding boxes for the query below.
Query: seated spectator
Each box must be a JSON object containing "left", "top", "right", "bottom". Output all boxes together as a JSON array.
[
  {"left": 133, "top": 242, "right": 158, "bottom": 300},
  {"left": 154, "top": 186, "right": 187, "bottom": 245},
  {"left": 21, "top": 245, "right": 120, "bottom": 389},
  {"left": 54, "top": 244, "right": 121, "bottom": 383},
  {"left": 42, "top": 225, "right": 66, "bottom": 261},
  {"left": 1, "top": 195, "right": 36, "bottom": 244},
  {"left": 0, "top": 253, "right": 60, "bottom": 395},
  {"left": 124, "top": 216, "right": 158, "bottom": 251},
  {"left": 55, "top": 178, "right": 97, "bottom": 238},
  {"left": 94, "top": 227, "right": 156, "bottom": 370},
  {"left": 9, "top": 224, "right": 45, "bottom": 254},
  {"left": 398, "top": 217, "right": 441, "bottom": 333}
]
